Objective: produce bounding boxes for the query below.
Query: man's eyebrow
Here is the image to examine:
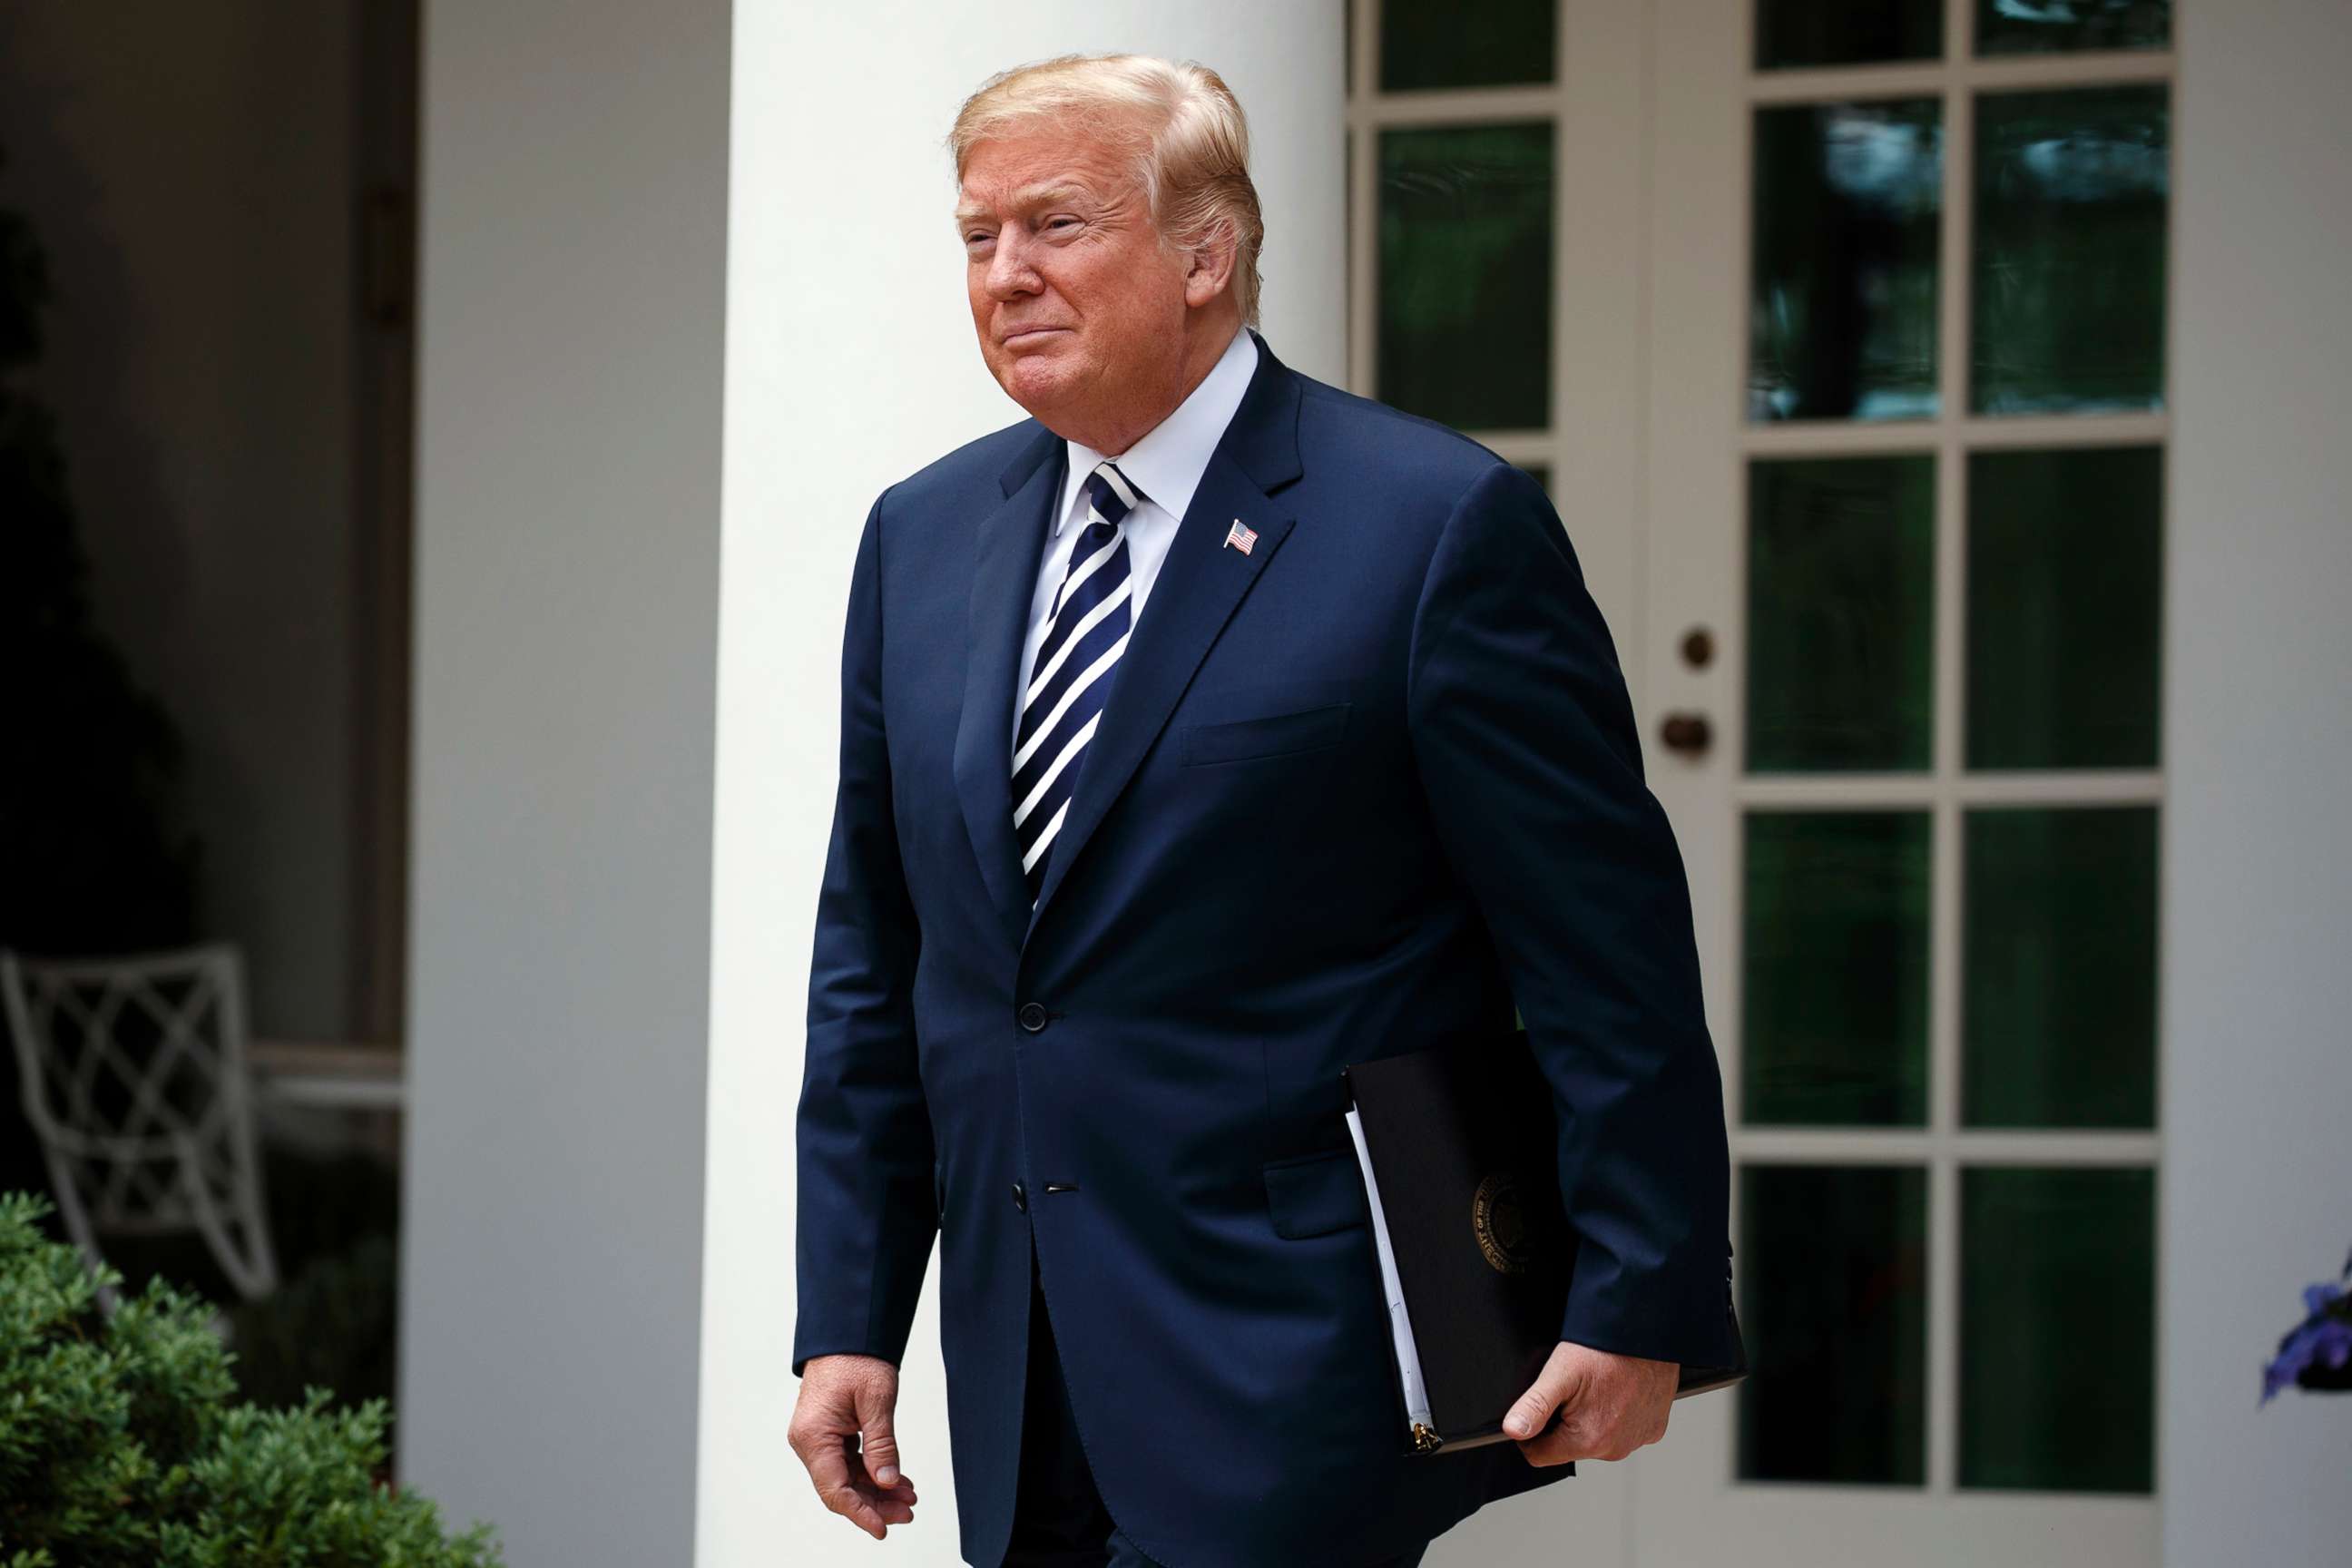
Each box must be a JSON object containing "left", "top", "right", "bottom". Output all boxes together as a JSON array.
[{"left": 953, "top": 182, "right": 1098, "bottom": 229}]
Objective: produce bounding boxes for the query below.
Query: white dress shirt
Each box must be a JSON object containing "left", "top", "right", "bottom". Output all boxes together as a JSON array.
[{"left": 1012, "top": 325, "right": 1260, "bottom": 747}]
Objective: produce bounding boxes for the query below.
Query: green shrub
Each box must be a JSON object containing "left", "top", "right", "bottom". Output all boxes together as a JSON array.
[{"left": 0, "top": 1192, "right": 499, "bottom": 1566}]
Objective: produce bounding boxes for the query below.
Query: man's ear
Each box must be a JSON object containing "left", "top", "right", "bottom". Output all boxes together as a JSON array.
[{"left": 1182, "top": 220, "right": 1239, "bottom": 309}]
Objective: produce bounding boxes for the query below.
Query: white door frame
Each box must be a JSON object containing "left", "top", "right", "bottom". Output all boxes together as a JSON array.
[
  {"left": 1631, "top": 1, "right": 2165, "bottom": 1562},
  {"left": 1349, "top": 1, "right": 2170, "bottom": 1561}
]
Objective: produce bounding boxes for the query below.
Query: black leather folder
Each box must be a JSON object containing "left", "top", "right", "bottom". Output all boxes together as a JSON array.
[{"left": 1340, "top": 1026, "right": 1748, "bottom": 1455}]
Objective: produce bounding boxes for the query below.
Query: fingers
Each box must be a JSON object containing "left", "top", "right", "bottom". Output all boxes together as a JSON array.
[
  {"left": 848, "top": 1377, "right": 920, "bottom": 1525},
  {"left": 1503, "top": 1341, "right": 1583, "bottom": 1443},
  {"left": 823, "top": 1440, "right": 921, "bottom": 1537},
  {"left": 1502, "top": 1378, "right": 1563, "bottom": 1445},
  {"left": 841, "top": 1437, "right": 921, "bottom": 1528},
  {"left": 1507, "top": 1342, "right": 1676, "bottom": 1466},
  {"left": 854, "top": 1377, "right": 906, "bottom": 1487},
  {"left": 788, "top": 1357, "right": 921, "bottom": 1539},
  {"left": 800, "top": 1435, "right": 893, "bottom": 1538}
]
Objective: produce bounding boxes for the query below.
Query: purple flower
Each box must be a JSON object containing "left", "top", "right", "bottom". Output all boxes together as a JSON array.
[{"left": 2262, "top": 1275, "right": 2352, "bottom": 1404}]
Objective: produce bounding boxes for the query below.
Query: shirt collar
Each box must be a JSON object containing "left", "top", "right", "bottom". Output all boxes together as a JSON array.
[{"left": 1056, "top": 326, "right": 1260, "bottom": 536}]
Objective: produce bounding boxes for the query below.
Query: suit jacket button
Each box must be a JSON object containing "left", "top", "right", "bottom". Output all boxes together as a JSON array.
[
  {"left": 1016, "top": 1002, "right": 1049, "bottom": 1033},
  {"left": 1012, "top": 1181, "right": 1028, "bottom": 1213}
]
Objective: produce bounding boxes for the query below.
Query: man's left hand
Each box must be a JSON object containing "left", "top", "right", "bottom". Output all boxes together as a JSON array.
[{"left": 1503, "top": 1340, "right": 1678, "bottom": 1465}]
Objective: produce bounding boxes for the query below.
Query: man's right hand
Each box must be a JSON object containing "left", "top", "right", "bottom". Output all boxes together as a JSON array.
[{"left": 789, "top": 1353, "right": 920, "bottom": 1540}]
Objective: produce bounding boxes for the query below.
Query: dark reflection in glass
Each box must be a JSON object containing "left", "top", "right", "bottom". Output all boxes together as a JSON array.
[
  {"left": 1974, "top": 86, "right": 2169, "bottom": 413},
  {"left": 1968, "top": 446, "right": 2162, "bottom": 769},
  {"left": 1977, "top": 0, "right": 2171, "bottom": 55},
  {"left": 1749, "top": 456, "right": 1936, "bottom": 772},
  {"left": 1744, "top": 811, "right": 1931, "bottom": 1126},
  {"left": 1378, "top": 123, "right": 1553, "bottom": 431},
  {"left": 1752, "top": 101, "right": 1942, "bottom": 421},
  {"left": 1758, "top": 0, "right": 1943, "bottom": 68},
  {"left": 1961, "top": 1166, "right": 2155, "bottom": 1492},
  {"left": 1739, "top": 1164, "right": 1928, "bottom": 1484},
  {"left": 1517, "top": 463, "right": 1551, "bottom": 495},
  {"left": 1965, "top": 807, "right": 2158, "bottom": 1129},
  {"left": 1383, "top": 0, "right": 1556, "bottom": 91}
]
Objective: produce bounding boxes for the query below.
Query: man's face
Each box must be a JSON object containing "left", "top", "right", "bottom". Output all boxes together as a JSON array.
[{"left": 956, "top": 125, "right": 1193, "bottom": 438}]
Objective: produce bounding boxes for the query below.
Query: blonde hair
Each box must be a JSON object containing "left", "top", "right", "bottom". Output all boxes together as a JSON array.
[{"left": 948, "top": 53, "right": 1265, "bottom": 328}]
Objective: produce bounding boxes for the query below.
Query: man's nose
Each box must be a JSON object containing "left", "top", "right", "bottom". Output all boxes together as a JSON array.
[{"left": 985, "top": 229, "right": 1040, "bottom": 299}]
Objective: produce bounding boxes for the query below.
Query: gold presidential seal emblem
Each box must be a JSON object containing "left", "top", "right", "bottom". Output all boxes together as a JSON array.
[{"left": 1472, "top": 1169, "right": 1532, "bottom": 1275}]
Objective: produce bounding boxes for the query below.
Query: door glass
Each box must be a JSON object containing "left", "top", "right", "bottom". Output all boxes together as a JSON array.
[
  {"left": 1377, "top": 122, "right": 1554, "bottom": 430},
  {"left": 1742, "top": 811, "right": 1932, "bottom": 1126},
  {"left": 1972, "top": 85, "right": 2170, "bottom": 414},
  {"left": 1739, "top": 1164, "right": 1929, "bottom": 1484},
  {"left": 1966, "top": 445, "right": 2163, "bottom": 769},
  {"left": 1751, "top": 101, "right": 1943, "bottom": 421},
  {"left": 1382, "top": 0, "right": 1556, "bottom": 90},
  {"left": 1960, "top": 1166, "right": 2156, "bottom": 1491},
  {"left": 1964, "top": 807, "right": 2159, "bottom": 1129},
  {"left": 1756, "top": 0, "right": 1943, "bottom": 69},
  {"left": 1748, "top": 456, "right": 1936, "bottom": 772},
  {"left": 1975, "top": 0, "right": 2171, "bottom": 56}
]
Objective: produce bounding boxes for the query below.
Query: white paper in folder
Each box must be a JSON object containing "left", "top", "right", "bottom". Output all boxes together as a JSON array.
[{"left": 1345, "top": 1103, "right": 1436, "bottom": 1434}]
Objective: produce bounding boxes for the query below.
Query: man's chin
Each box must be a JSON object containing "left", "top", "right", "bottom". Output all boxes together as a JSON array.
[{"left": 996, "top": 348, "right": 1083, "bottom": 418}]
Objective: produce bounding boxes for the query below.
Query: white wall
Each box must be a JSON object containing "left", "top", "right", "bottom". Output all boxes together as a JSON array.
[
  {"left": 2163, "top": 3, "right": 2352, "bottom": 1562},
  {"left": 700, "top": 8, "right": 1344, "bottom": 1564},
  {"left": 402, "top": 1, "right": 731, "bottom": 1561},
  {"left": 0, "top": 2, "right": 368, "bottom": 1037}
]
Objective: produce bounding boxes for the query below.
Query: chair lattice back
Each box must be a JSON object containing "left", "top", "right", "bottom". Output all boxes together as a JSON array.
[{"left": 1, "top": 943, "right": 279, "bottom": 1309}]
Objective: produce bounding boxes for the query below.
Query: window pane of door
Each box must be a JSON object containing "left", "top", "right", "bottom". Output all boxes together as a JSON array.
[
  {"left": 1381, "top": 0, "right": 1557, "bottom": 91},
  {"left": 1743, "top": 810, "right": 1932, "bottom": 1126},
  {"left": 1756, "top": 0, "right": 1944, "bottom": 69},
  {"left": 1972, "top": 85, "right": 2170, "bottom": 413},
  {"left": 1975, "top": 0, "right": 2171, "bottom": 56},
  {"left": 1751, "top": 100, "right": 1943, "bottom": 422},
  {"left": 1960, "top": 1166, "right": 2156, "bottom": 1492},
  {"left": 1749, "top": 455, "right": 1936, "bottom": 772},
  {"left": 1739, "top": 1164, "right": 1929, "bottom": 1484},
  {"left": 1965, "top": 445, "right": 2163, "bottom": 769},
  {"left": 1378, "top": 122, "right": 1554, "bottom": 430},
  {"left": 1963, "top": 807, "right": 2159, "bottom": 1128}
]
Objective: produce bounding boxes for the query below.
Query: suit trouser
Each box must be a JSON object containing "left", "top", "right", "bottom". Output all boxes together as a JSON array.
[{"left": 1002, "top": 1244, "right": 1434, "bottom": 1568}]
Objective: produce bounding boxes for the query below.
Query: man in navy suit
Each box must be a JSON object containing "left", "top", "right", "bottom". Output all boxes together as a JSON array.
[{"left": 788, "top": 53, "right": 1740, "bottom": 1568}]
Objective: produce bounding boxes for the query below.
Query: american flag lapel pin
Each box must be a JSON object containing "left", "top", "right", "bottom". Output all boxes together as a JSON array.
[{"left": 1223, "top": 518, "right": 1258, "bottom": 555}]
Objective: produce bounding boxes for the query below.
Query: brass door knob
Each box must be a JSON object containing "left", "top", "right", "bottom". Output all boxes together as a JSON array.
[{"left": 1659, "top": 711, "right": 1713, "bottom": 758}]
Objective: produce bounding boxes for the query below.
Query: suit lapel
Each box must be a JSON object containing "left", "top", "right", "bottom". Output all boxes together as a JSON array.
[
  {"left": 1024, "top": 335, "right": 1306, "bottom": 944},
  {"left": 953, "top": 426, "right": 1064, "bottom": 953}
]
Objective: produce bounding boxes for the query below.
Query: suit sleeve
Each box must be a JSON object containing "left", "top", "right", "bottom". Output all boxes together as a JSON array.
[
  {"left": 791, "top": 489, "right": 938, "bottom": 1379},
  {"left": 1406, "top": 460, "right": 1739, "bottom": 1370}
]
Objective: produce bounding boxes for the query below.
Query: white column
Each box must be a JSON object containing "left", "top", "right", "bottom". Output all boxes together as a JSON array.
[
  {"left": 701, "top": 6, "right": 1342, "bottom": 1566},
  {"left": 2164, "top": 3, "right": 2352, "bottom": 1563},
  {"left": 401, "top": 1, "right": 732, "bottom": 1562},
  {"left": 405, "top": 4, "right": 1341, "bottom": 1564}
]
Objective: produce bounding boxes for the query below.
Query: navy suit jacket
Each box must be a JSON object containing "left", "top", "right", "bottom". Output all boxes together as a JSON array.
[{"left": 793, "top": 330, "right": 1739, "bottom": 1568}]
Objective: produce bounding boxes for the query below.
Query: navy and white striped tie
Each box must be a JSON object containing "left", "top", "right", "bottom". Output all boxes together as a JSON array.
[{"left": 1014, "top": 458, "right": 1141, "bottom": 905}]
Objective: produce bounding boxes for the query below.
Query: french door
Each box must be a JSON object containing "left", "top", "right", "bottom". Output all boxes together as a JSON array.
[{"left": 1349, "top": 2, "right": 2171, "bottom": 1562}]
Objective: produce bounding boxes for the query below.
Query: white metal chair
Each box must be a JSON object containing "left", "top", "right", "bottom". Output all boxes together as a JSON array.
[{"left": 1, "top": 942, "right": 279, "bottom": 1313}]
